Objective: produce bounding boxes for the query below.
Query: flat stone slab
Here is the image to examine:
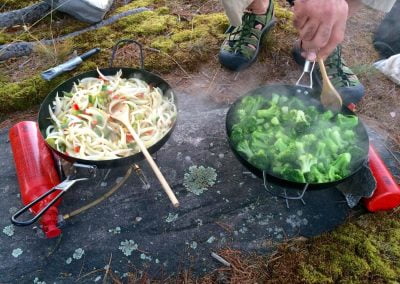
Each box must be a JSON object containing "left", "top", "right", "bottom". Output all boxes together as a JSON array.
[{"left": 0, "top": 90, "right": 398, "bottom": 283}]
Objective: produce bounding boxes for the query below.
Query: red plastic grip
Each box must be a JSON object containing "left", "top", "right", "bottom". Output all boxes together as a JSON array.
[
  {"left": 9, "top": 121, "right": 62, "bottom": 238},
  {"left": 364, "top": 145, "right": 400, "bottom": 211}
]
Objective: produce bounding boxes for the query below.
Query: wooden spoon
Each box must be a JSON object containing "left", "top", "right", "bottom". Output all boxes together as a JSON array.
[
  {"left": 317, "top": 58, "right": 343, "bottom": 111},
  {"left": 110, "top": 103, "right": 179, "bottom": 207}
]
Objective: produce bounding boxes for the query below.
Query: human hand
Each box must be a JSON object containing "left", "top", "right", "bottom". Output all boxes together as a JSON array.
[{"left": 293, "top": 0, "right": 349, "bottom": 60}]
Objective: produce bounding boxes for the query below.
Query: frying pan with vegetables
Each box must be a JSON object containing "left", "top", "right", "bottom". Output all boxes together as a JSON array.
[
  {"left": 11, "top": 40, "right": 178, "bottom": 226},
  {"left": 226, "top": 84, "right": 370, "bottom": 189},
  {"left": 38, "top": 39, "right": 177, "bottom": 168}
]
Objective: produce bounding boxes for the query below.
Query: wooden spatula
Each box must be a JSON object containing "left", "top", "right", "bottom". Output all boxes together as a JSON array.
[
  {"left": 110, "top": 102, "right": 179, "bottom": 207},
  {"left": 317, "top": 58, "right": 343, "bottom": 111}
]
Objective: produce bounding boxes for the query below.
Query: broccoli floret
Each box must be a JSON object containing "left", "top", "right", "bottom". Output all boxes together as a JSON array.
[
  {"left": 250, "top": 137, "right": 269, "bottom": 152},
  {"left": 287, "top": 97, "right": 306, "bottom": 110},
  {"left": 298, "top": 153, "right": 318, "bottom": 173},
  {"left": 282, "top": 168, "right": 306, "bottom": 183},
  {"left": 271, "top": 117, "right": 280, "bottom": 126},
  {"left": 237, "top": 116, "right": 258, "bottom": 133},
  {"left": 238, "top": 96, "right": 267, "bottom": 117},
  {"left": 274, "top": 138, "right": 287, "bottom": 153},
  {"left": 328, "top": 128, "right": 348, "bottom": 149},
  {"left": 278, "top": 95, "right": 289, "bottom": 105},
  {"left": 328, "top": 153, "right": 352, "bottom": 181},
  {"left": 256, "top": 104, "right": 279, "bottom": 120},
  {"left": 301, "top": 134, "right": 317, "bottom": 145},
  {"left": 230, "top": 127, "right": 245, "bottom": 145},
  {"left": 320, "top": 110, "right": 334, "bottom": 121},
  {"left": 325, "top": 139, "right": 339, "bottom": 155},
  {"left": 249, "top": 149, "right": 269, "bottom": 170},
  {"left": 290, "top": 109, "right": 310, "bottom": 133},
  {"left": 271, "top": 93, "right": 280, "bottom": 105},
  {"left": 237, "top": 140, "right": 254, "bottom": 159},
  {"left": 306, "top": 165, "right": 327, "bottom": 183},
  {"left": 343, "top": 129, "right": 356, "bottom": 141},
  {"left": 337, "top": 114, "right": 358, "bottom": 128},
  {"left": 305, "top": 106, "right": 319, "bottom": 121}
]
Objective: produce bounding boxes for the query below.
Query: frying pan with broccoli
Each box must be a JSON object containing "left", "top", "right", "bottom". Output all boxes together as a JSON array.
[{"left": 226, "top": 89, "right": 369, "bottom": 184}]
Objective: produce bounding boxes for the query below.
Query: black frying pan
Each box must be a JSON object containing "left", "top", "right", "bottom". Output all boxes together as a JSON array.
[
  {"left": 226, "top": 84, "right": 370, "bottom": 189},
  {"left": 12, "top": 40, "right": 177, "bottom": 226},
  {"left": 38, "top": 39, "right": 177, "bottom": 168}
]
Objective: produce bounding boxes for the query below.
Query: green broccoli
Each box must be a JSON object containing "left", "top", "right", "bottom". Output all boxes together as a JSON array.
[
  {"left": 298, "top": 153, "right": 318, "bottom": 173},
  {"left": 287, "top": 97, "right": 306, "bottom": 110},
  {"left": 306, "top": 165, "right": 326, "bottom": 183},
  {"left": 239, "top": 96, "right": 267, "bottom": 117},
  {"left": 282, "top": 168, "right": 306, "bottom": 183},
  {"left": 328, "top": 153, "right": 352, "bottom": 181},
  {"left": 256, "top": 104, "right": 279, "bottom": 120},
  {"left": 342, "top": 129, "right": 356, "bottom": 141},
  {"left": 320, "top": 110, "right": 334, "bottom": 121},
  {"left": 274, "top": 138, "right": 287, "bottom": 153},
  {"left": 304, "top": 106, "right": 319, "bottom": 121},
  {"left": 230, "top": 127, "right": 245, "bottom": 145},
  {"left": 237, "top": 140, "right": 254, "bottom": 159},
  {"left": 337, "top": 114, "right": 358, "bottom": 128},
  {"left": 249, "top": 149, "right": 269, "bottom": 170},
  {"left": 271, "top": 117, "right": 280, "bottom": 126}
]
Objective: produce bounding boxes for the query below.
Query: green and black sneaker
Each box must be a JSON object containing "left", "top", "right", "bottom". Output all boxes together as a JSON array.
[
  {"left": 219, "top": 1, "right": 276, "bottom": 71},
  {"left": 292, "top": 45, "right": 365, "bottom": 105}
]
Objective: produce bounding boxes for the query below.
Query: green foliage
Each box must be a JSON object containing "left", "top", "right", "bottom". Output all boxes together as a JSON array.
[{"left": 229, "top": 94, "right": 364, "bottom": 183}]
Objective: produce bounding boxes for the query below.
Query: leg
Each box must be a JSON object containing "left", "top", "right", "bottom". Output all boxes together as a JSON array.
[{"left": 219, "top": 0, "right": 275, "bottom": 71}]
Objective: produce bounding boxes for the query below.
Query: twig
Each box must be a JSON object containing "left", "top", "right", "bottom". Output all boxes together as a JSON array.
[
  {"left": 0, "top": 7, "right": 149, "bottom": 60},
  {"left": 384, "top": 144, "right": 400, "bottom": 165},
  {"left": 76, "top": 268, "right": 104, "bottom": 282},
  {"left": 211, "top": 252, "right": 231, "bottom": 267},
  {"left": 145, "top": 47, "right": 192, "bottom": 78},
  {"left": 103, "top": 253, "right": 113, "bottom": 284}
]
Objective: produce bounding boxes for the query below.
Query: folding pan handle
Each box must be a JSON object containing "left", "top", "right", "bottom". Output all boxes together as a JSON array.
[
  {"left": 11, "top": 187, "right": 66, "bottom": 226},
  {"left": 109, "top": 39, "right": 144, "bottom": 70}
]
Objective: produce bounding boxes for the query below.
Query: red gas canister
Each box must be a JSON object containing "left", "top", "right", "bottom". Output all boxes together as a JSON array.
[
  {"left": 364, "top": 145, "right": 400, "bottom": 211},
  {"left": 9, "top": 121, "right": 62, "bottom": 238}
]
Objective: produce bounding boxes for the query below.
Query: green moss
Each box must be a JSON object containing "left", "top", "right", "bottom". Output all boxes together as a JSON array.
[
  {"left": 1, "top": 0, "right": 38, "bottom": 11},
  {"left": 0, "top": 74, "right": 67, "bottom": 112},
  {"left": 124, "top": 14, "right": 176, "bottom": 35},
  {"left": 150, "top": 37, "right": 174, "bottom": 52},
  {"left": 299, "top": 264, "right": 333, "bottom": 284},
  {"left": 114, "top": 0, "right": 158, "bottom": 13},
  {"left": 299, "top": 212, "right": 400, "bottom": 283}
]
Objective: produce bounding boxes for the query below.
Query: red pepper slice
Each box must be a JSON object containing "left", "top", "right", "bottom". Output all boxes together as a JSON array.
[
  {"left": 73, "top": 103, "right": 80, "bottom": 111},
  {"left": 126, "top": 133, "right": 134, "bottom": 142},
  {"left": 74, "top": 146, "right": 80, "bottom": 153}
]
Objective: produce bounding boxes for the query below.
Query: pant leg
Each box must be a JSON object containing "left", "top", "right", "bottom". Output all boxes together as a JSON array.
[
  {"left": 361, "top": 0, "right": 396, "bottom": 12},
  {"left": 220, "top": 0, "right": 253, "bottom": 26}
]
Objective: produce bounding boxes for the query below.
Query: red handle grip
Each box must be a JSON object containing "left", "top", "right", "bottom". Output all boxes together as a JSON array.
[{"left": 364, "top": 145, "right": 400, "bottom": 211}]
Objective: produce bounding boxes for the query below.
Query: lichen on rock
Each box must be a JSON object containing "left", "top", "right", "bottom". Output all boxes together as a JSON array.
[{"left": 183, "top": 165, "right": 217, "bottom": 195}]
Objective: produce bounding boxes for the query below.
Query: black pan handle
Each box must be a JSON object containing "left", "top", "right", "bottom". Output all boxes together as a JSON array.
[
  {"left": 110, "top": 39, "right": 144, "bottom": 70},
  {"left": 11, "top": 187, "right": 66, "bottom": 226}
]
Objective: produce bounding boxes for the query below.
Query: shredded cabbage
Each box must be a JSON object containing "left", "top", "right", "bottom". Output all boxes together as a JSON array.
[{"left": 46, "top": 69, "right": 177, "bottom": 160}]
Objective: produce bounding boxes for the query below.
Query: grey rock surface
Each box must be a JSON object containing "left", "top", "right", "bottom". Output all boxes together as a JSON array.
[{"left": 0, "top": 91, "right": 398, "bottom": 283}]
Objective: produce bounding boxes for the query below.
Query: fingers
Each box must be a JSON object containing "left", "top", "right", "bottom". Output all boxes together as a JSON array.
[
  {"left": 317, "top": 20, "right": 347, "bottom": 59},
  {"left": 301, "top": 22, "right": 334, "bottom": 51}
]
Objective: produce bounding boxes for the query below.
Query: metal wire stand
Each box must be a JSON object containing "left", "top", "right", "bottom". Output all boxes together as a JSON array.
[{"left": 262, "top": 171, "right": 309, "bottom": 209}]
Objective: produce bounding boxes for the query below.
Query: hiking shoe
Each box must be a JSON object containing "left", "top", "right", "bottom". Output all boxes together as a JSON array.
[
  {"left": 219, "top": 1, "right": 275, "bottom": 71},
  {"left": 292, "top": 45, "right": 365, "bottom": 105}
]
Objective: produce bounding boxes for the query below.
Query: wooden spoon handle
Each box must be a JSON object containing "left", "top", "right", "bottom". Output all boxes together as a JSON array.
[
  {"left": 126, "top": 124, "right": 179, "bottom": 207},
  {"left": 317, "top": 58, "right": 334, "bottom": 89}
]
